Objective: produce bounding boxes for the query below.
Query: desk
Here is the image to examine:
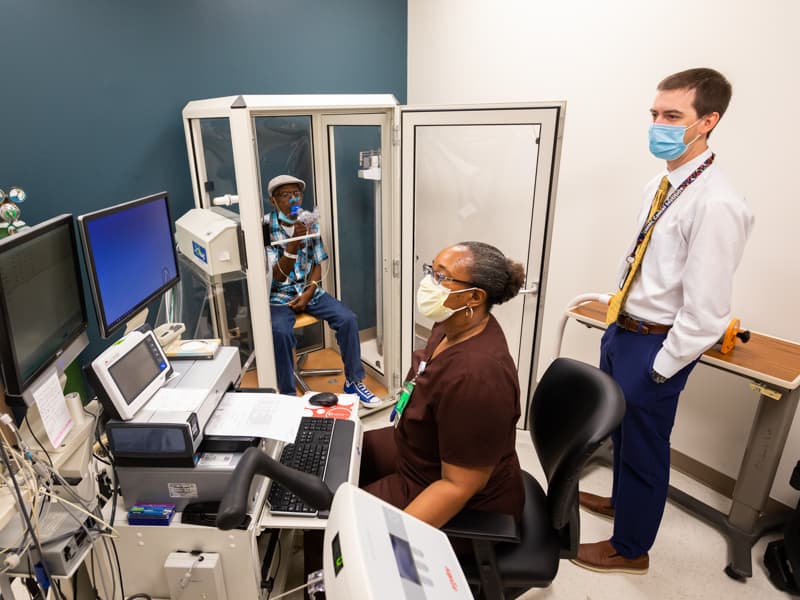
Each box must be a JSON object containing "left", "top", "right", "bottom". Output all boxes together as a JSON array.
[{"left": 567, "top": 300, "right": 800, "bottom": 580}]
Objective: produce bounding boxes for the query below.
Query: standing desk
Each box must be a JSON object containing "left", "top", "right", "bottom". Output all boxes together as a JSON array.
[{"left": 566, "top": 300, "right": 800, "bottom": 580}]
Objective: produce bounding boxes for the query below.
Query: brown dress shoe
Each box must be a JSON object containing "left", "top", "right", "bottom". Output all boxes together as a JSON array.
[
  {"left": 571, "top": 540, "right": 649, "bottom": 574},
  {"left": 579, "top": 491, "right": 615, "bottom": 519}
]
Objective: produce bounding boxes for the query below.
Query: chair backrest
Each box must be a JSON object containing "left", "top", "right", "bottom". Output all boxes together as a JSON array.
[{"left": 529, "top": 357, "right": 625, "bottom": 532}]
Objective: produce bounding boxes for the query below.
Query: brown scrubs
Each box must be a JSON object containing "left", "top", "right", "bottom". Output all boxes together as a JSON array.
[{"left": 361, "top": 314, "right": 524, "bottom": 520}]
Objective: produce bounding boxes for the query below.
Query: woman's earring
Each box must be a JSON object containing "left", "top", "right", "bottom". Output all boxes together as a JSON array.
[{"left": 465, "top": 306, "right": 474, "bottom": 320}]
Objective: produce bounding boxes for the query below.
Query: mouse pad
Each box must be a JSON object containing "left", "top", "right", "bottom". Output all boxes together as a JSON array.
[{"left": 301, "top": 392, "right": 356, "bottom": 420}]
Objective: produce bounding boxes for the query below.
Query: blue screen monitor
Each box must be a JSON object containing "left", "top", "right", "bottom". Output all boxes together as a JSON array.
[
  {"left": 0, "top": 214, "right": 89, "bottom": 405},
  {"left": 78, "top": 192, "right": 179, "bottom": 339}
]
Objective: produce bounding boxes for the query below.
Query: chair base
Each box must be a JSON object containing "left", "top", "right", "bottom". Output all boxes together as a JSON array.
[{"left": 294, "top": 351, "right": 342, "bottom": 393}]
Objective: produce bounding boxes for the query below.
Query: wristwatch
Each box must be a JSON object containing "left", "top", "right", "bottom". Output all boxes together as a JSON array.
[{"left": 649, "top": 369, "right": 668, "bottom": 384}]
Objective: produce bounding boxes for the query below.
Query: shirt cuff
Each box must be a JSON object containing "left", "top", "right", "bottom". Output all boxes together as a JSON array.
[{"left": 652, "top": 348, "right": 690, "bottom": 380}]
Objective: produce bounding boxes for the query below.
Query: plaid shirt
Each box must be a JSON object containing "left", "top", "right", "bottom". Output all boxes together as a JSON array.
[{"left": 266, "top": 211, "right": 327, "bottom": 305}]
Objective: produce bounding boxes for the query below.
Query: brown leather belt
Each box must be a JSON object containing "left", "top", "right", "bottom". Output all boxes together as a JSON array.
[{"left": 616, "top": 314, "right": 672, "bottom": 335}]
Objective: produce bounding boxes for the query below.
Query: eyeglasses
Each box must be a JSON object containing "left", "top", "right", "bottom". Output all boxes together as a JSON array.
[
  {"left": 275, "top": 190, "right": 303, "bottom": 201},
  {"left": 422, "top": 263, "right": 477, "bottom": 287}
]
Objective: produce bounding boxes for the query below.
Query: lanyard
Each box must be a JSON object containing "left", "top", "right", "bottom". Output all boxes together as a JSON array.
[
  {"left": 390, "top": 354, "right": 430, "bottom": 424},
  {"left": 629, "top": 153, "right": 715, "bottom": 256}
]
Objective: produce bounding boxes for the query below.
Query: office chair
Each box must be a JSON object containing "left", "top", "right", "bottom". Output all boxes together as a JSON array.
[
  {"left": 442, "top": 357, "right": 626, "bottom": 599},
  {"left": 293, "top": 312, "right": 342, "bottom": 392}
]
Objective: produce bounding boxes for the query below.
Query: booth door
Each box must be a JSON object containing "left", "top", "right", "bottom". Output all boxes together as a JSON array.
[
  {"left": 399, "top": 105, "right": 564, "bottom": 424},
  {"left": 318, "top": 113, "right": 396, "bottom": 393}
]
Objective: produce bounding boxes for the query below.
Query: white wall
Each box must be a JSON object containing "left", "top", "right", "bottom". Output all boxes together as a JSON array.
[{"left": 408, "top": 0, "right": 800, "bottom": 505}]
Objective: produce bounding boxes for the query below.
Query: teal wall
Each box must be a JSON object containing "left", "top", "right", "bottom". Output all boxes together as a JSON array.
[{"left": 0, "top": 0, "right": 406, "bottom": 358}]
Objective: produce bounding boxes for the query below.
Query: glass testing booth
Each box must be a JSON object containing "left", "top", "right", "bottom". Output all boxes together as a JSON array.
[{"left": 180, "top": 94, "right": 565, "bottom": 416}]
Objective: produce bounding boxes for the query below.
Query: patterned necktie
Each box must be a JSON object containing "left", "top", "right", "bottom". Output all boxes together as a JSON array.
[{"left": 606, "top": 175, "right": 670, "bottom": 324}]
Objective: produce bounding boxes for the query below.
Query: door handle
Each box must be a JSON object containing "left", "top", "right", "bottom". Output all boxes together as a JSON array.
[{"left": 519, "top": 282, "right": 539, "bottom": 295}]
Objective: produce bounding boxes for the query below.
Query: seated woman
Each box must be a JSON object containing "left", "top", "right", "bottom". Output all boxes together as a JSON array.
[
  {"left": 305, "top": 241, "right": 526, "bottom": 577},
  {"left": 360, "top": 241, "right": 526, "bottom": 527}
]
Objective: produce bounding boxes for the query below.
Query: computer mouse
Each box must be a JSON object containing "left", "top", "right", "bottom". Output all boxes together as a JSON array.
[{"left": 308, "top": 392, "right": 338, "bottom": 407}]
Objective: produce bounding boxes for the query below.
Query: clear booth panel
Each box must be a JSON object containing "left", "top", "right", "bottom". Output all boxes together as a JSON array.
[
  {"left": 255, "top": 115, "right": 323, "bottom": 351},
  {"left": 255, "top": 115, "right": 316, "bottom": 213},
  {"left": 199, "top": 118, "right": 238, "bottom": 212},
  {"left": 412, "top": 124, "right": 540, "bottom": 363},
  {"left": 329, "top": 125, "right": 383, "bottom": 375}
]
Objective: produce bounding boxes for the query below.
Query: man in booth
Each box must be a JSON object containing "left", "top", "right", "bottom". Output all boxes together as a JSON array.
[{"left": 265, "top": 174, "right": 380, "bottom": 407}]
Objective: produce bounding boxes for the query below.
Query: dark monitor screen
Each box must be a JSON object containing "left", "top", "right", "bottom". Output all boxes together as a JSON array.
[
  {"left": 78, "top": 192, "right": 179, "bottom": 339},
  {"left": 0, "top": 214, "right": 89, "bottom": 399}
]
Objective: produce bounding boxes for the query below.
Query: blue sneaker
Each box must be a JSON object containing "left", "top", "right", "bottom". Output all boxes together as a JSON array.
[{"left": 344, "top": 379, "right": 381, "bottom": 408}]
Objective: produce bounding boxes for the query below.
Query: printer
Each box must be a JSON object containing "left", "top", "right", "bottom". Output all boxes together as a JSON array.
[
  {"left": 104, "top": 345, "right": 242, "bottom": 468},
  {"left": 88, "top": 339, "right": 258, "bottom": 511}
]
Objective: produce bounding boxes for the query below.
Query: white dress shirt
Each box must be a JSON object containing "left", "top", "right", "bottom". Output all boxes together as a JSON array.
[{"left": 619, "top": 148, "right": 754, "bottom": 378}]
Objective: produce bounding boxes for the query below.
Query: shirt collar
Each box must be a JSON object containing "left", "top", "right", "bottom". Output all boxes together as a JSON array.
[{"left": 666, "top": 148, "right": 713, "bottom": 188}]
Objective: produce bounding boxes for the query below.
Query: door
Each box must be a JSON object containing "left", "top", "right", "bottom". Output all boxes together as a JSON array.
[
  {"left": 318, "top": 113, "right": 396, "bottom": 392},
  {"left": 399, "top": 104, "right": 564, "bottom": 424}
]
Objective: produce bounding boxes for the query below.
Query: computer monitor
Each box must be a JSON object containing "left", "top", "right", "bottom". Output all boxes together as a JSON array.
[
  {"left": 78, "top": 192, "right": 180, "bottom": 339},
  {"left": 0, "top": 214, "right": 89, "bottom": 406}
]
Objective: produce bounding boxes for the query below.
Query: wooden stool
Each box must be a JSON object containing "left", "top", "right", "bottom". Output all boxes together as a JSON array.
[{"left": 293, "top": 312, "right": 342, "bottom": 392}]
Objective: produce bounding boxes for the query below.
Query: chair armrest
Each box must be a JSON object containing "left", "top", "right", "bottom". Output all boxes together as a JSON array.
[{"left": 442, "top": 509, "right": 521, "bottom": 544}]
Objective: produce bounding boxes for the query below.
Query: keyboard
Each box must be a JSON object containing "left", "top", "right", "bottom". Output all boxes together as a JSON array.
[{"left": 267, "top": 416, "right": 355, "bottom": 517}]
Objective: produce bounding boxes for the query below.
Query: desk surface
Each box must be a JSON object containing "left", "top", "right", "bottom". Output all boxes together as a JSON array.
[{"left": 568, "top": 300, "right": 800, "bottom": 391}]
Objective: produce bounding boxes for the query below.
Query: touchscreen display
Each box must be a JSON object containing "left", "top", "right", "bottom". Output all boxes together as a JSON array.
[{"left": 108, "top": 338, "right": 163, "bottom": 404}]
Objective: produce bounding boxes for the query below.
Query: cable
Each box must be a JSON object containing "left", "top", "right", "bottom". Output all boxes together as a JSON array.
[
  {"left": 23, "top": 413, "right": 54, "bottom": 468},
  {"left": 110, "top": 537, "right": 126, "bottom": 600},
  {"left": 39, "top": 492, "right": 118, "bottom": 538},
  {"left": 0, "top": 442, "right": 64, "bottom": 599},
  {"left": 96, "top": 536, "right": 115, "bottom": 600},
  {"left": 270, "top": 578, "right": 313, "bottom": 600},
  {"left": 174, "top": 554, "right": 204, "bottom": 600},
  {"left": 0, "top": 434, "right": 43, "bottom": 569}
]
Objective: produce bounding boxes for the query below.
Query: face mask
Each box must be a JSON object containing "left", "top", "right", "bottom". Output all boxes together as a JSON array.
[
  {"left": 416, "top": 274, "right": 475, "bottom": 322},
  {"left": 276, "top": 197, "right": 302, "bottom": 225},
  {"left": 648, "top": 119, "right": 701, "bottom": 160},
  {"left": 278, "top": 210, "right": 296, "bottom": 225}
]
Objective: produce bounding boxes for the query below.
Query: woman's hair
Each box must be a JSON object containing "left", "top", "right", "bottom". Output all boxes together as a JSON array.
[{"left": 458, "top": 241, "right": 526, "bottom": 308}]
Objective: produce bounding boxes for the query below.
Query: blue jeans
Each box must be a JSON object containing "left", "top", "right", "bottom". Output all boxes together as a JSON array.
[
  {"left": 270, "top": 292, "right": 365, "bottom": 395},
  {"left": 599, "top": 324, "right": 699, "bottom": 558}
]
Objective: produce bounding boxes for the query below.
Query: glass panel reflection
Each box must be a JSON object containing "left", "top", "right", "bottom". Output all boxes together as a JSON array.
[
  {"left": 255, "top": 116, "right": 316, "bottom": 213},
  {"left": 331, "top": 125, "right": 382, "bottom": 374},
  {"left": 199, "top": 118, "right": 238, "bottom": 213},
  {"left": 412, "top": 124, "right": 540, "bottom": 362}
]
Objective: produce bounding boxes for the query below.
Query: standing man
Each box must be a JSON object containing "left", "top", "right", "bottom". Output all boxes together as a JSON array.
[
  {"left": 265, "top": 174, "right": 380, "bottom": 407},
  {"left": 573, "top": 68, "right": 754, "bottom": 574}
]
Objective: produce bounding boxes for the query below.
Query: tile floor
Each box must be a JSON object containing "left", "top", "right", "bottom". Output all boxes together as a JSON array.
[{"left": 514, "top": 431, "right": 786, "bottom": 600}]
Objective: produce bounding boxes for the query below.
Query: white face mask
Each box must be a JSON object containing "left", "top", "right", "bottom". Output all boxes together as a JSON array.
[{"left": 416, "top": 274, "right": 476, "bottom": 322}]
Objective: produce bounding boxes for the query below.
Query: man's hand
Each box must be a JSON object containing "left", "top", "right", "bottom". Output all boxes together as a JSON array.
[
  {"left": 288, "top": 290, "right": 312, "bottom": 313},
  {"left": 285, "top": 221, "right": 308, "bottom": 255},
  {"left": 293, "top": 221, "right": 308, "bottom": 237}
]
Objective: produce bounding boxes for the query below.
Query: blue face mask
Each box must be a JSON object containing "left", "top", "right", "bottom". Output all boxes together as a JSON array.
[
  {"left": 648, "top": 119, "right": 701, "bottom": 160},
  {"left": 278, "top": 211, "right": 296, "bottom": 225},
  {"left": 277, "top": 196, "right": 302, "bottom": 224}
]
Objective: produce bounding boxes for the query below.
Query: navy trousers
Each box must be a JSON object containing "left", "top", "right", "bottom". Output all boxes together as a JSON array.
[
  {"left": 270, "top": 292, "right": 365, "bottom": 395},
  {"left": 599, "top": 324, "right": 698, "bottom": 558}
]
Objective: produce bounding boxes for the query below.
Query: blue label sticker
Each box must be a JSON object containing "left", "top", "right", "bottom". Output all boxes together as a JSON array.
[{"left": 192, "top": 241, "right": 208, "bottom": 264}]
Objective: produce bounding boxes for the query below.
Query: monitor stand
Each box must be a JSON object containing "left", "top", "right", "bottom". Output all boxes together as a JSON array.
[{"left": 124, "top": 307, "right": 149, "bottom": 334}]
